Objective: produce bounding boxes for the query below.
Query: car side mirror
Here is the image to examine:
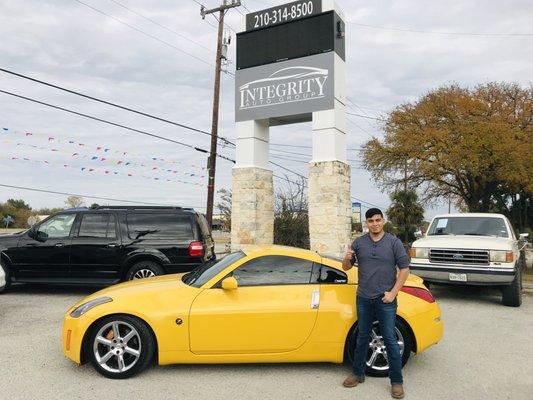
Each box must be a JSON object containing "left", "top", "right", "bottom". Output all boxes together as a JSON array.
[
  {"left": 221, "top": 276, "right": 238, "bottom": 290},
  {"left": 35, "top": 231, "right": 49, "bottom": 242},
  {"left": 519, "top": 233, "right": 529, "bottom": 240},
  {"left": 27, "top": 228, "right": 36, "bottom": 239},
  {"left": 414, "top": 231, "right": 423, "bottom": 239}
]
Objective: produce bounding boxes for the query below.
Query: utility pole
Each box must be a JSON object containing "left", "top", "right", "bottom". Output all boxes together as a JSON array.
[{"left": 201, "top": 0, "right": 241, "bottom": 227}]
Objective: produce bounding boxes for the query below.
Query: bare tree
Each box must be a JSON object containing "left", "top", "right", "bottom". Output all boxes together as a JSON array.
[
  {"left": 65, "top": 196, "right": 84, "bottom": 208},
  {"left": 274, "top": 177, "right": 309, "bottom": 249}
]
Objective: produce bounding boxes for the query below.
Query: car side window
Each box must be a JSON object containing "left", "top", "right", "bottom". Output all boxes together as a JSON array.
[
  {"left": 38, "top": 214, "right": 76, "bottom": 239},
  {"left": 311, "top": 263, "right": 348, "bottom": 284},
  {"left": 127, "top": 213, "right": 193, "bottom": 240},
  {"left": 78, "top": 214, "right": 117, "bottom": 238},
  {"left": 232, "top": 255, "right": 313, "bottom": 287}
]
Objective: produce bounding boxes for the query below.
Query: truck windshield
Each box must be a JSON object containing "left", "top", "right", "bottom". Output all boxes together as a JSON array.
[{"left": 427, "top": 217, "right": 509, "bottom": 238}]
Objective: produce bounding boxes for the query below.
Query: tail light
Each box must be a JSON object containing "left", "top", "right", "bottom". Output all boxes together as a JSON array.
[
  {"left": 401, "top": 286, "right": 435, "bottom": 303},
  {"left": 188, "top": 241, "right": 204, "bottom": 257}
]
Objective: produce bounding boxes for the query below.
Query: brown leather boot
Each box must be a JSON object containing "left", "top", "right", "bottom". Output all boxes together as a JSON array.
[
  {"left": 342, "top": 373, "right": 364, "bottom": 388},
  {"left": 391, "top": 384, "right": 405, "bottom": 399}
]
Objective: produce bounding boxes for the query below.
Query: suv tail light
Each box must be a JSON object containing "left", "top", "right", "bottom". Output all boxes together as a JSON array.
[
  {"left": 400, "top": 286, "right": 435, "bottom": 303},
  {"left": 188, "top": 241, "right": 204, "bottom": 257}
]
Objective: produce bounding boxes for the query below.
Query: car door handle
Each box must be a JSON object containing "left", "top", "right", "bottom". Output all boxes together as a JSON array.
[
  {"left": 107, "top": 243, "right": 118, "bottom": 248},
  {"left": 310, "top": 289, "right": 320, "bottom": 309},
  {"left": 55, "top": 243, "right": 65, "bottom": 247}
]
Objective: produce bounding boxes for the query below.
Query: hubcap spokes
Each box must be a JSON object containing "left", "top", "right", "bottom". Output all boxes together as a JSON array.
[
  {"left": 93, "top": 321, "right": 142, "bottom": 373},
  {"left": 133, "top": 269, "right": 156, "bottom": 280},
  {"left": 365, "top": 322, "right": 404, "bottom": 371}
]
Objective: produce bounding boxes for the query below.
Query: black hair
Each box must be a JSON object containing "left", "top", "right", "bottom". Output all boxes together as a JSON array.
[{"left": 365, "top": 208, "right": 383, "bottom": 220}]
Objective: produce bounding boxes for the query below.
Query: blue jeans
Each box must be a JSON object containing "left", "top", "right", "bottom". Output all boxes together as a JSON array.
[{"left": 352, "top": 295, "right": 403, "bottom": 385}]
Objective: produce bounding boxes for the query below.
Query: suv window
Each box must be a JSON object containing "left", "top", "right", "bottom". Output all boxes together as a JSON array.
[
  {"left": 78, "top": 214, "right": 116, "bottom": 238},
  {"left": 233, "top": 255, "right": 313, "bottom": 287},
  {"left": 38, "top": 214, "right": 76, "bottom": 239},
  {"left": 127, "top": 213, "right": 193, "bottom": 240}
]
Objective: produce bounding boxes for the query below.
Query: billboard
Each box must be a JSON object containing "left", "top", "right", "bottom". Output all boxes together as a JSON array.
[{"left": 235, "top": 52, "right": 335, "bottom": 122}]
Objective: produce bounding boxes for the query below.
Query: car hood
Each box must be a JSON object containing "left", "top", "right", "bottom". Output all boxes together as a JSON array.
[
  {"left": 413, "top": 235, "right": 513, "bottom": 250},
  {"left": 0, "top": 232, "right": 23, "bottom": 247},
  {"left": 68, "top": 273, "right": 197, "bottom": 312}
]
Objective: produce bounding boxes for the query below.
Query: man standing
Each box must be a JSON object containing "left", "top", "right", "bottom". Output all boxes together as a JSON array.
[{"left": 342, "top": 208, "right": 410, "bottom": 399}]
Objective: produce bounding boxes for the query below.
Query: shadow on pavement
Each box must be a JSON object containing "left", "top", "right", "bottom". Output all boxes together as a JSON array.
[
  {"left": 428, "top": 284, "right": 504, "bottom": 305},
  {"left": 6, "top": 283, "right": 101, "bottom": 296}
]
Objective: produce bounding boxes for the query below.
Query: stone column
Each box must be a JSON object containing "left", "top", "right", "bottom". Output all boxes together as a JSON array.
[
  {"left": 308, "top": 51, "right": 351, "bottom": 256},
  {"left": 308, "top": 160, "right": 351, "bottom": 255},
  {"left": 231, "top": 119, "right": 274, "bottom": 251}
]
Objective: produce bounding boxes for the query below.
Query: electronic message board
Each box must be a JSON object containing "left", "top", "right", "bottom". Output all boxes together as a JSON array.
[{"left": 237, "top": 10, "right": 345, "bottom": 70}]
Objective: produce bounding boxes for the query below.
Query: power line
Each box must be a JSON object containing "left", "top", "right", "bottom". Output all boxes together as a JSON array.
[
  {"left": 0, "top": 68, "right": 235, "bottom": 146},
  {"left": 108, "top": 0, "right": 214, "bottom": 53},
  {"left": 269, "top": 160, "right": 307, "bottom": 180},
  {"left": 346, "top": 112, "right": 387, "bottom": 122},
  {"left": 0, "top": 89, "right": 235, "bottom": 163},
  {"left": 0, "top": 183, "right": 206, "bottom": 208},
  {"left": 348, "top": 21, "right": 533, "bottom": 37},
  {"left": 73, "top": 0, "right": 214, "bottom": 68}
]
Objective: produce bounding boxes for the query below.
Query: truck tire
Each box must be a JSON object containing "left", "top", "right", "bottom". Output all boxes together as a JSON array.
[
  {"left": 125, "top": 261, "right": 164, "bottom": 281},
  {"left": 501, "top": 268, "right": 522, "bottom": 307}
]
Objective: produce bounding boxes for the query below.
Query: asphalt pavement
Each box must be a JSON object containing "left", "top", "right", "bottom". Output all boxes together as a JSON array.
[{"left": 0, "top": 281, "right": 532, "bottom": 400}]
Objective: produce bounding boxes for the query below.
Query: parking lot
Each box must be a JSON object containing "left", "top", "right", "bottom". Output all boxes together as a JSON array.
[{"left": 1, "top": 282, "right": 532, "bottom": 400}]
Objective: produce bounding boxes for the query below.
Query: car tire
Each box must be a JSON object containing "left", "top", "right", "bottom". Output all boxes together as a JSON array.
[
  {"left": 125, "top": 261, "right": 164, "bottom": 281},
  {"left": 0, "top": 261, "right": 10, "bottom": 294},
  {"left": 87, "top": 315, "right": 155, "bottom": 379},
  {"left": 501, "top": 268, "right": 522, "bottom": 307},
  {"left": 346, "top": 318, "right": 413, "bottom": 377}
]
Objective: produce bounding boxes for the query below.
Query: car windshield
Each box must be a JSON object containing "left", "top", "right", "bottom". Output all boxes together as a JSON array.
[
  {"left": 182, "top": 251, "right": 246, "bottom": 288},
  {"left": 427, "top": 217, "right": 509, "bottom": 238}
]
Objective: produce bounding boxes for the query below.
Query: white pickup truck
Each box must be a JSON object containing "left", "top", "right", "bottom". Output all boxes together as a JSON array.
[{"left": 409, "top": 213, "right": 529, "bottom": 307}]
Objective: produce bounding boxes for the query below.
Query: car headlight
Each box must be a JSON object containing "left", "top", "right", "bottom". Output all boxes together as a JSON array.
[
  {"left": 409, "top": 247, "right": 429, "bottom": 259},
  {"left": 490, "top": 250, "right": 513, "bottom": 263},
  {"left": 70, "top": 296, "right": 112, "bottom": 318}
]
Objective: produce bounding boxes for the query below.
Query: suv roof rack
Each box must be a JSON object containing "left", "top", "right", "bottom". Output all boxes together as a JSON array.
[{"left": 95, "top": 206, "right": 192, "bottom": 211}]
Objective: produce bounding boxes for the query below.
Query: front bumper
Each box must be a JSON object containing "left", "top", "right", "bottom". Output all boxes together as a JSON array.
[
  {"left": 62, "top": 314, "right": 95, "bottom": 364},
  {"left": 410, "top": 262, "right": 515, "bottom": 285}
]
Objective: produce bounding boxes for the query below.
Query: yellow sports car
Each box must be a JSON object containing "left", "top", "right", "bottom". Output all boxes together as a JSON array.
[{"left": 62, "top": 246, "right": 443, "bottom": 379}]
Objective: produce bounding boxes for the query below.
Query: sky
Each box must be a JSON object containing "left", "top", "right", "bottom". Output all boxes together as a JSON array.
[{"left": 0, "top": 0, "right": 532, "bottom": 220}]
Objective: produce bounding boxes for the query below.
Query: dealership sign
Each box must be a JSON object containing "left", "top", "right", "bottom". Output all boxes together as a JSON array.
[{"left": 235, "top": 52, "right": 334, "bottom": 122}]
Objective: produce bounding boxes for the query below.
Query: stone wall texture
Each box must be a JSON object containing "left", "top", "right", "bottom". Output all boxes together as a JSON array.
[
  {"left": 231, "top": 167, "right": 274, "bottom": 251},
  {"left": 308, "top": 161, "right": 351, "bottom": 256}
]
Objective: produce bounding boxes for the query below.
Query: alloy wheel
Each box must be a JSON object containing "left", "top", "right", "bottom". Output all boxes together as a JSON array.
[
  {"left": 93, "top": 321, "right": 142, "bottom": 374},
  {"left": 366, "top": 321, "right": 405, "bottom": 371}
]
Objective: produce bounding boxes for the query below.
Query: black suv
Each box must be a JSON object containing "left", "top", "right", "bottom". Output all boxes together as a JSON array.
[{"left": 0, "top": 206, "right": 215, "bottom": 291}]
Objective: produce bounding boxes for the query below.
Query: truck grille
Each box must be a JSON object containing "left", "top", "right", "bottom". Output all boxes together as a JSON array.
[{"left": 429, "top": 249, "right": 490, "bottom": 265}]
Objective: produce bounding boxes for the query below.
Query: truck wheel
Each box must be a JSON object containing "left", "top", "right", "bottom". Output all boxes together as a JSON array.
[
  {"left": 502, "top": 269, "right": 522, "bottom": 307},
  {"left": 125, "top": 261, "right": 164, "bottom": 281}
]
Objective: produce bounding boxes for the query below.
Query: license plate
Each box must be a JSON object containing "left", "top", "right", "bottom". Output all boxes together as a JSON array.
[{"left": 449, "top": 273, "right": 467, "bottom": 282}]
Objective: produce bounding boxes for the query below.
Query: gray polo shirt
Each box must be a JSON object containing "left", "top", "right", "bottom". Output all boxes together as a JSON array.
[{"left": 351, "top": 233, "right": 410, "bottom": 299}]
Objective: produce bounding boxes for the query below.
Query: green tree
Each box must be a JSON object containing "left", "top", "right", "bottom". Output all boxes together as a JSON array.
[
  {"left": 1, "top": 199, "right": 32, "bottom": 228},
  {"left": 363, "top": 82, "right": 532, "bottom": 230},
  {"left": 386, "top": 190, "right": 425, "bottom": 244}
]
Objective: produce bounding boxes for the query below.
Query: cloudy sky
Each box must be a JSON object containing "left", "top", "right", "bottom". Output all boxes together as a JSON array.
[{"left": 1, "top": 0, "right": 532, "bottom": 219}]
